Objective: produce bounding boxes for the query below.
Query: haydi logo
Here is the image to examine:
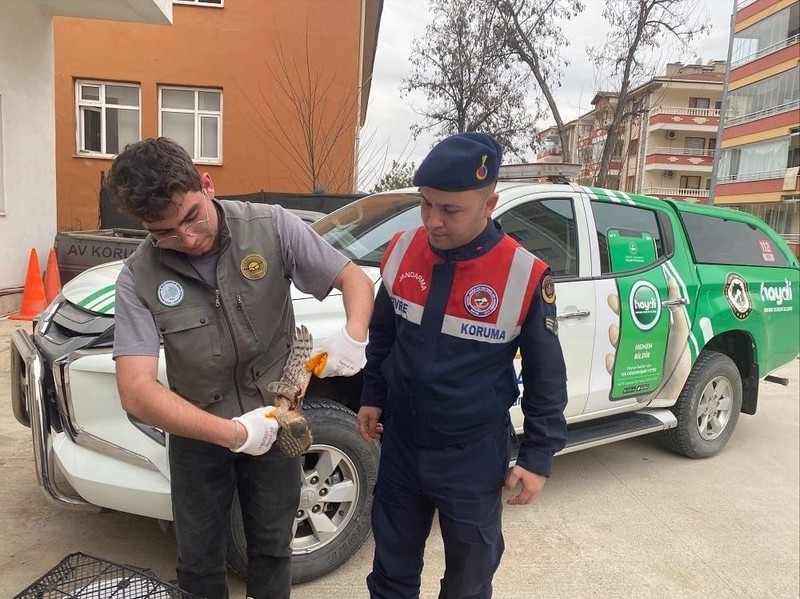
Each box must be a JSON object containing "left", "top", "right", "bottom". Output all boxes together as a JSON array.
[
  {"left": 760, "top": 280, "right": 793, "bottom": 306},
  {"left": 629, "top": 281, "right": 661, "bottom": 331}
]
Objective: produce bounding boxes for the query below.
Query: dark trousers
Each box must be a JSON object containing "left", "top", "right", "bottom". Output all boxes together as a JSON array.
[
  {"left": 367, "top": 422, "right": 512, "bottom": 599},
  {"left": 168, "top": 434, "right": 301, "bottom": 599}
]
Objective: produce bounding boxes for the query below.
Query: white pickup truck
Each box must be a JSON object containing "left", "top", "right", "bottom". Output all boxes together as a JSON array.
[{"left": 10, "top": 182, "right": 799, "bottom": 584}]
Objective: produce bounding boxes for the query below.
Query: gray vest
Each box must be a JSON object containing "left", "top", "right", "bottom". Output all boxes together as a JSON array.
[{"left": 125, "top": 200, "right": 294, "bottom": 418}]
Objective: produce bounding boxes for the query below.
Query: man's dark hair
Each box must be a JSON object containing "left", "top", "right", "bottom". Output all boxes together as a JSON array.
[{"left": 104, "top": 137, "right": 202, "bottom": 221}]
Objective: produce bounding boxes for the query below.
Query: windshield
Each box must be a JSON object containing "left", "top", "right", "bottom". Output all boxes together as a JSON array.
[{"left": 312, "top": 192, "right": 422, "bottom": 266}]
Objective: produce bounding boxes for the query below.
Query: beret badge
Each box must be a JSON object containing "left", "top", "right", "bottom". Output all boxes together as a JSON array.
[{"left": 476, "top": 155, "right": 489, "bottom": 181}]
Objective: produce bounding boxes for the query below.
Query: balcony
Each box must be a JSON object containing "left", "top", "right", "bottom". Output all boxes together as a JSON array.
[
  {"left": 642, "top": 187, "right": 710, "bottom": 200},
  {"left": 644, "top": 146, "right": 714, "bottom": 170},
  {"left": 649, "top": 106, "right": 720, "bottom": 132}
]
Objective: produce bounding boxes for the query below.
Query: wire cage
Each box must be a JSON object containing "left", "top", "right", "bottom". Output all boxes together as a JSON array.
[{"left": 14, "top": 552, "right": 199, "bottom": 599}]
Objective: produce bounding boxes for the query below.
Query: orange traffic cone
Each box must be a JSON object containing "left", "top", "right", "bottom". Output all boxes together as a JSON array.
[
  {"left": 43, "top": 247, "right": 62, "bottom": 303},
  {"left": 11, "top": 248, "right": 48, "bottom": 321}
]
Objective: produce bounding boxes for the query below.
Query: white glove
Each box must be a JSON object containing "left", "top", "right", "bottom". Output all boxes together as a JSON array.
[
  {"left": 310, "top": 328, "right": 367, "bottom": 378},
  {"left": 232, "top": 406, "right": 279, "bottom": 455}
]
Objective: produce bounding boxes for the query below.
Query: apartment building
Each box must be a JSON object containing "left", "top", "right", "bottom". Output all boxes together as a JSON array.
[
  {"left": 714, "top": 0, "right": 799, "bottom": 255},
  {"left": 555, "top": 62, "right": 725, "bottom": 202},
  {"left": 53, "top": 0, "right": 382, "bottom": 231}
]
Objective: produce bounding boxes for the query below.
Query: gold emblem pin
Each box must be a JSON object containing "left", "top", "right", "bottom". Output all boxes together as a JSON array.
[{"left": 241, "top": 254, "right": 268, "bottom": 280}]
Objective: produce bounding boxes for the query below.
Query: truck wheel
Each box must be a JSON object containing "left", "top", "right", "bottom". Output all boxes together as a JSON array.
[
  {"left": 663, "top": 351, "right": 742, "bottom": 459},
  {"left": 227, "top": 397, "right": 380, "bottom": 584}
]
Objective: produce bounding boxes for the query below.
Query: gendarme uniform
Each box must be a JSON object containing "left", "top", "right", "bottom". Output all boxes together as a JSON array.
[{"left": 361, "top": 133, "right": 568, "bottom": 599}]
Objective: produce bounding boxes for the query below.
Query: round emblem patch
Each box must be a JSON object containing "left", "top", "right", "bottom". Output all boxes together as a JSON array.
[
  {"left": 157, "top": 280, "right": 184, "bottom": 307},
  {"left": 541, "top": 275, "right": 556, "bottom": 304},
  {"left": 629, "top": 280, "right": 662, "bottom": 331},
  {"left": 724, "top": 272, "right": 752, "bottom": 320},
  {"left": 465, "top": 284, "right": 498, "bottom": 318},
  {"left": 240, "top": 254, "right": 267, "bottom": 280}
]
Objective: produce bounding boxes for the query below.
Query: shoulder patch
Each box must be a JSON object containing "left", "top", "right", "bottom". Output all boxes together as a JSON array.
[{"left": 541, "top": 274, "right": 556, "bottom": 304}]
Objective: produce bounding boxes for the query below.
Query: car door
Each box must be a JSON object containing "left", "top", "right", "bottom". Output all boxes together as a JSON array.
[
  {"left": 494, "top": 191, "right": 596, "bottom": 424},
  {"left": 582, "top": 193, "right": 676, "bottom": 417}
]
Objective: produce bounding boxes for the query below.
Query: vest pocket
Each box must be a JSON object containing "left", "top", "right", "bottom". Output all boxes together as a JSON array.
[
  {"left": 154, "top": 306, "right": 221, "bottom": 363},
  {"left": 168, "top": 375, "right": 224, "bottom": 407}
]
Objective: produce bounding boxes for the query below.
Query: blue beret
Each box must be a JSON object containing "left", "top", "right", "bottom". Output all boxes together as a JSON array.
[{"left": 413, "top": 132, "right": 503, "bottom": 191}]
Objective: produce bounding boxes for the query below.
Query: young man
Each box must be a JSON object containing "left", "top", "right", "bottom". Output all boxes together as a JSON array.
[
  {"left": 105, "top": 137, "right": 374, "bottom": 599},
  {"left": 358, "top": 132, "right": 568, "bottom": 598}
]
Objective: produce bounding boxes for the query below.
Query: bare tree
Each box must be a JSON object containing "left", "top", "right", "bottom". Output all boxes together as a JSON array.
[
  {"left": 589, "top": 0, "right": 709, "bottom": 187},
  {"left": 239, "top": 35, "right": 361, "bottom": 194},
  {"left": 490, "top": 0, "right": 585, "bottom": 162},
  {"left": 402, "top": 0, "right": 541, "bottom": 160}
]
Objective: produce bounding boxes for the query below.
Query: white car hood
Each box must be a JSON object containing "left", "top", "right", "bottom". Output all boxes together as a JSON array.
[{"left": 61, "top": 259, "right": 382, "bottom": 316}]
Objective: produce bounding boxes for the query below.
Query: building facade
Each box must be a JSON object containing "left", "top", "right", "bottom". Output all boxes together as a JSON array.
[
  {"left": 713, "top": 0, "right": 799, "bottom": 255},
  {"left": 565, "top": 63, "right": 726, "bottom": 202},
  {"left": 53, "top": 0, "right": 381, "bottom": 231},
  {"left": 0, "top": 0, "right": 171, "bottom": 314}
]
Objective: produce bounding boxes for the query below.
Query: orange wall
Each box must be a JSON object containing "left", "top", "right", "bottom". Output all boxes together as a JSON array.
[{"left": 54, "top": 0, "right": 363, "bottom": 230}]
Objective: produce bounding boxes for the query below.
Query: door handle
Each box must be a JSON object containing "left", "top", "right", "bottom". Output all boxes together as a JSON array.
[
  {"left": 557, "top": 310, "right": 591, "bottom": 320},
  {"left": 661, "top": 298, "right": 688, "bottom": 307}
]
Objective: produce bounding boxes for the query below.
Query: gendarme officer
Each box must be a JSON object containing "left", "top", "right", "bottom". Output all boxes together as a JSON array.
[{"left": 357, "top": 131, "right": 568, "bottom": 599}]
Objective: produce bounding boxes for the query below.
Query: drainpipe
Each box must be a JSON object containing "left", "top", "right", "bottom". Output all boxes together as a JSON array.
[{"left": 710, "top": 0, "right": 737, "bottom": 205}]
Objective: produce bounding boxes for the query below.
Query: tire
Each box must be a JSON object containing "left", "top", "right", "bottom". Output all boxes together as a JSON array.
[
  {"left": 662, "top": 350, "right": 742, "bottom": 459},
  {"left": 227, "top": 397, "right": 380, "bottom": 584}
]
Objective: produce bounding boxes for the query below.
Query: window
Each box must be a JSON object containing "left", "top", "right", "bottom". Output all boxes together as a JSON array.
[
  {"left": 732, "top": 4, "right": 799, "bottom": 66},
  {"left": 0, "top": 95, "right": 4, "bottom": 213},
  {"left": 680, "top": 176, "right": 701, "bottom": 189},
  {"left": 725, "top": 68, "right": 799, "bottom": 123},
  {"left": 76, "top": 81, "right": 140, "bottom": 155},
  {"left": 689, "top": 97, "right": 710, "bottom": 109},
  {"left": 718, "top": 136, "right": 795, "bottom": 181},
  {"left": 684, "top": 137, "right": 706, "bottom": 154},
  {"left": 682, "top": 212, "right": 788, "bottom": 267},
  {"left": 160, "top": 87, "right": 222, "bottom": 163},
  {"left": 495, "top": 198, "right": 578, "bottom": 277},
  {"left": 174, "top": 0, "right": 223, "bottom": 5},
  {"left": 591, "top": 201, "right": 669, "bottom": 274}
]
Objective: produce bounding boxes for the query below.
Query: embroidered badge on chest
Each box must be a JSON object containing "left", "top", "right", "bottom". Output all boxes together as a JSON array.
[
  {"left": 240, "top": 254, "right": 268, "bottom": 280},
  {"left": 158, "top": 280, "right": 184, "bottom": 307},
  {"left": 464, "top": 284, "right": 498, "bottom": 318}
]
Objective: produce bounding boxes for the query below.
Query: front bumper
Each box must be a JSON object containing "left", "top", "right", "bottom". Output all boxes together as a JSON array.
[{"left": 10, "top": 328, "right": 100, "bottom": 511}]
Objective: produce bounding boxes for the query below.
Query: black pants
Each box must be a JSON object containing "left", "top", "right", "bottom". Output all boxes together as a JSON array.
[
  {"left": 168, "top": 434, "right": 301, "bottom": 599},
  {"left": 367, "top": 422, "right": 512, "bottom": 599}
]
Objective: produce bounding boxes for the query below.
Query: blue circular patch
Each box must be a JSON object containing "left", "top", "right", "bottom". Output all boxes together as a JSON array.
[{"left": 464, "top": 284, "right": 498, "bottom": 318}]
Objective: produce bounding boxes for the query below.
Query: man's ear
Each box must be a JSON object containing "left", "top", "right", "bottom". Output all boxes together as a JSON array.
[
  {"left": 201, "top": 172, "right": 215, "bottom": 197},
  {"left": 484, "top": 191, "right": 499, "bottom": 215}
]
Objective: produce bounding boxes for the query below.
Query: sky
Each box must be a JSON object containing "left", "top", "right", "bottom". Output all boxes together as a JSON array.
[{"left": 358, "top": 0, "right": 736, "bottom": 190}]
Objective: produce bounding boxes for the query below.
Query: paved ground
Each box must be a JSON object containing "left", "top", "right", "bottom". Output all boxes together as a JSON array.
[{"left": 1, "top": 316, "right": 798, "bottom": 598}]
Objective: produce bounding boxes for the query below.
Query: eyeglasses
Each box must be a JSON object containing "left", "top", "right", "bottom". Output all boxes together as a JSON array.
[{"left": 150, "top": 191, "right": 211, "bottom": 249}]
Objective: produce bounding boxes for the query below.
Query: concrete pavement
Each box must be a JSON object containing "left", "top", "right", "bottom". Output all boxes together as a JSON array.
[{"left": 1, "top": 316, "right": 798, "bottom": 598}]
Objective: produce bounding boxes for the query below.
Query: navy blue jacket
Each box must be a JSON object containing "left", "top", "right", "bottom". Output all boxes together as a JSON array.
[{"left": 361, "top": 220, "right": 568, "bottom": 476}]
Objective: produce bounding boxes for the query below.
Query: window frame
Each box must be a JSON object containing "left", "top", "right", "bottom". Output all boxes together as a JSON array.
[
  {"left": 589, "top": 199, "right": 674, "bottom": 277},
  {"left": 158, "top": 85, "right": 223, "bottom": 164},
  {"left": 174, "top": 0, "right": 223, "bottom": 6},
  {"left": 75, "top": 80, "right": 141, "bottom": 157},
  {"left": 494, "top": 196, "right": 580, "bottom": 279}
]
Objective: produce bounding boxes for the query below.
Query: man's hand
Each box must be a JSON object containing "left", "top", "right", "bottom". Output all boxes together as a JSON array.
[
  {"left": 308, "top": 328, "right": 367, "bottom": 378},
  {"left": 504, "top": 465, "right": 547, "bottom": 505},
  {"left": 232, "top": 406, "right": 279, "bottom": 455},
  {"left": 357, "top": 406, "right": 384, "bottom": 443}
]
